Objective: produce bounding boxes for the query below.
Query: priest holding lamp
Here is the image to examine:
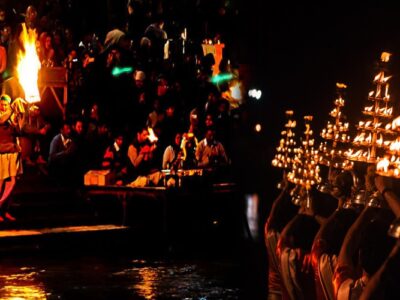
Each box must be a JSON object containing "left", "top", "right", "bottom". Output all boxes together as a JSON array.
[{"left": 0, "top": 94, "right": 26, "bottom": 222}]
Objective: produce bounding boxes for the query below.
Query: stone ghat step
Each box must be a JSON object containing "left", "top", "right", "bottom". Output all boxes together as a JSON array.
[
  {"left": 0, "top": 224, "right": 129, "bottom": 239},
  {"left": 0, "top": 212, "right": 108, "bottom": 230}
]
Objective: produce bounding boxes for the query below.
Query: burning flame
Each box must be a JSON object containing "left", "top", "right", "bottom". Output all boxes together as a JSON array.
[
  {"left": 147, "top": 127, "right": 158, "bottom": 143},
  {"left": 392, "top": 116, "right": 400, "bottom": 130},
  {"left": 390, "top": 139, "right": 400, "bottom": 152},
  {"left": 377, "top": 157, "right": 390, "bottom": 173},
  {"left": 16, "top": 24, "right": 41, "bottom": 103},
  {"left": 381, "top": 52, "right": 391, "bottom": 62}
]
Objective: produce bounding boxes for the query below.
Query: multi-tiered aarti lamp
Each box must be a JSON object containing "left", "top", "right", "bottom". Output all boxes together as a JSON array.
[
  {"left": 287, "top": 116, "right": 321, "bottom": 206},
  {"left": 272, "top": 110, "right": 297, "bottom": 169},
  {"left": 271, "top": 110, "right": 297, "bottom": 189},
  {"left": 319, "top": 83, "right": 353, "bottom": 170},
  {"left": 345, "top": 52, "right": 394, "bottom": 164},
  {"left": 376, "top": 117, "right": 400, "bottom": 177},
  {"left": 317, "top": 83, "right": 353, "bottom": 194}
]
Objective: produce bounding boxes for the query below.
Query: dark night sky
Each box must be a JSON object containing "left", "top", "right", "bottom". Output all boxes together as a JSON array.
[{"left": 245, "top": 3, "right": 400, "bottom": 129}]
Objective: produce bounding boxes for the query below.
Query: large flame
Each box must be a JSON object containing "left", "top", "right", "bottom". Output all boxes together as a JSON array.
[{"left": 16, "top": 24, "right": 41, "bottom": 103}]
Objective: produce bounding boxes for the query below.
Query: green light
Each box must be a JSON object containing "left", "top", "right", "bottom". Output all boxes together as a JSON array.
[
  {"left": 210, "top": 73, "right": 233, "bottom": 84},
  {"left": 111, "top": 66, "right": 133, "bottom": 77}
]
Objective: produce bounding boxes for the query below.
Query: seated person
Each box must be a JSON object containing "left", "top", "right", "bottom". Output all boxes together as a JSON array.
[
  {"left": 196, "top": 127, "right": 228, "bottom": 168},
  {"left": 48, "top": 121, "right": 75, "bottom": 183},
  {"left": 162, "top": 132, "right": 183, "bottom": 170},
  {"left": 127, "top": 127, "right": 161, "bottom": 187},
  {"left": 181, "top": 132, "right": 198, "bottom": 169},
  {"left": 102, "top": 133, "right": 127, "bottom": 184}
]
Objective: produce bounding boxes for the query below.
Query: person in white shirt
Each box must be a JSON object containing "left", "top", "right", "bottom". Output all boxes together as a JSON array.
[{"left": 196, "top": 127, "right": 228, "bottom": 168}]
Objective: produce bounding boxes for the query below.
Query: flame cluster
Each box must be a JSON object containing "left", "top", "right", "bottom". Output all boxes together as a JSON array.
[
  {"left": 287, "top": 116, "right": 321, "bottom": 189},
  {"left": 319, "top": 83, "right": 352, "bottom": 169},
  {"left": 272, "top": 110, "right": 297, "bottom": 169},
  {"left": 346, "top": 52, "right": 394, "bottom": 164},
  {"left": 376, "top": 132, "right": 400, "bottom": 178}
]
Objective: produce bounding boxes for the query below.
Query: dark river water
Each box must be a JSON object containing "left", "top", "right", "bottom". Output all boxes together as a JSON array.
[{"left": 0, "top": 251, "right": 252, "bottom": 300}]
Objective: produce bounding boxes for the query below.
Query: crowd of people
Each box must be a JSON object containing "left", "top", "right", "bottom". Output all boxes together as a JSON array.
[
  {"left": 265, "top": 164, "right": 400, "bottom": 300},
  {"left": 0, "top": 1, "right": 244, "bottom": 221}
]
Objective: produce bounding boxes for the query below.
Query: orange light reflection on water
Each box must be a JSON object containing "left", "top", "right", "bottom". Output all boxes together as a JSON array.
[
  {"left": 0, "top": 270, "right": 47, "bottom": 300},
  {"left": 133, "top": 267, "right": 158, "bottom": 300}
]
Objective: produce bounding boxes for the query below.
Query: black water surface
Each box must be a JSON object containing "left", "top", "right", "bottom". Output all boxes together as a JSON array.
[{"left": 0, "top": 253, "right": 246, "bottom": 300}]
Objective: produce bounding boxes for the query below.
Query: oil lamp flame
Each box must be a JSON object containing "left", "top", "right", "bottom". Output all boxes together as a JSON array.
[
  {"left": 147, "top": 127, "right": 158, "bottom": 143},
  {"left": 377, "top": 157, "right": 390, "bottom": 173}
]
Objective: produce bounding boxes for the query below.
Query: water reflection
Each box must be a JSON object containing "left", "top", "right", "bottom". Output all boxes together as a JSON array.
[
  {"left": 136, "top": 268, "right": 158, "bottom": 299},
  {"left": 0, "top": 267, "right": 47, "bottom": 300},
  {"left": 0, "top": 257, "right": 240, "bottom": 299}
]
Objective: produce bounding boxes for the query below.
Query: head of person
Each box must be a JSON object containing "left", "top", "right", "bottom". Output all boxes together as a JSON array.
[
  {"left": 73, "top": 119, "right": 84, "bottom": 136},
  {"left": 165, "top": 104, "right": 175, "bottom": 118},
  {"left": 154, "top": 14, "right": 165, "bottom": 29},
  {"left": 0, "top": 8, "right": 6, "bottom": 22},
  {"left": 0, "top": 94, "right": 11, "bottom": 112},
  {"left": 60, "top": 122, "right": 72, "bottom": 138},
  {"left": 127, "top": 0, "right": 135, "bottom": 15},
  {"left": 25, "top": 5, "right": 37, "bottom": 29},
  {"left": 174, "top": 132, "right": 182, "bottom": 146},
  {"left": 115, "top": 134, "right": 124, "bottom": 148},
  {"left": 205, "top": 114, "right": 214, "bottom": 128},
  {"left": 1, "top": 25, "right": 11, "bottom": 43},
  {"left": 45, "top": 35, "right": 53, "bottom": 50},
  {"left": 205, "top": 128, "right": 216, "bottom": 145},
  {"left": 189, "top": 110, "right": 199, "bottom": 127},
  {"left": 330, "top": 170, "right": 353, "bottom": 201},
  {"left": 137, "top": 127, "right": 149, "bottom": 144},
  {"left": 157, "top": 76, "right": 169, "bottom": 97},
  {"left": 97, "top": 122, "right": 109, "bottom": 135},
  {"left": 134, "top": 70, "right": 146, "bottom": 88}
]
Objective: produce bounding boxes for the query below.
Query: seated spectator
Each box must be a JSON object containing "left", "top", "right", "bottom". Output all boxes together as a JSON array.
[
  {"left": 87, "top": 122, "right": 111, "bottom": 169},
  {"left": 71, "top": 118, "right": 88, "bottom": 176},
  {"left": 48, "top": 122, "right": 75, "bottom": 183},
  {"left": 181, "top": 132, "right": 198, "bottom": 169},
  {"left": 162, "top": 132, "right": 183, "bottom": 170},
  {"left": 127, "top": 127, "right": 162, "bottom": 187},
  {"left": 102, "top": 133, "right": 127, "bottom": 185},
  {"left": 196, "top": 127, "right": 228, "bottom": 168}
]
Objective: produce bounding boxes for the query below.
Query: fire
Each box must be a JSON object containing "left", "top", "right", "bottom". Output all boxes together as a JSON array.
[
  {"left": 147, "top": 127, "right": 158, "bottom": 143},
  {"left": 390, "top": 139, "right": 400, "bottom": 152},
  {"left": 377, "top": 157, "right": 390, "bottom": 173},
  {"left": 381, "top": 52, "right": 391, "bottom": 62},
  {"left": 392, "top": 116, "right": 400, "bottom": 130},
  {"left": 16, "top": 23, "right": 41, "bottom": 103}
]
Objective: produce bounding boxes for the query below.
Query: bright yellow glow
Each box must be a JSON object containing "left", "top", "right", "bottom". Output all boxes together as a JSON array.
[
  {"left": 134, "top": 268, "right": 158, "bottom": 299},
  {"left": 0, "top": 271, "right": 47, "bottom": 300},
  {"left": 255, "top": 124, "right": 261, "bottom": 132},
  {"left": 147, "top": 127, "right": 158, "bottom": 143},
  {"left": 377, "top": 157, "right": 390, "bottom": 173},
  {"left": 16, "top": 23, "right": 41, "bottom": 103}
]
